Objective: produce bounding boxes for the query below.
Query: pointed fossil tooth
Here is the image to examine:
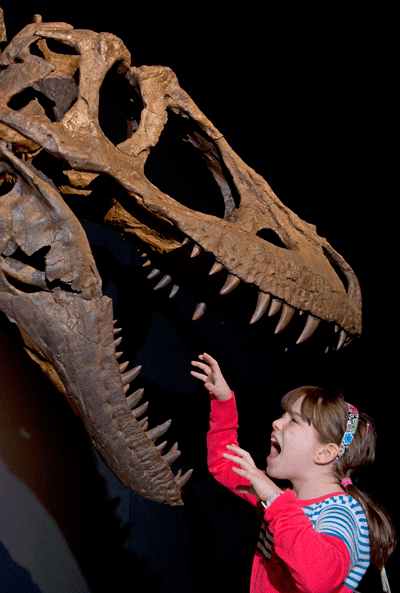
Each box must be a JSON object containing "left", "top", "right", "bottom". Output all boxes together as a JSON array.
[
  {"left": 121, "top": 365, "right": 142, "bottom": 386},
  {"left": 147, "top": 268, "right": 160, "bottom": 279},
  {"left": 123, "top": 384, "right": 130, "bottom": 394},
  {"left": 190, "top": 245, "right": 201, "bottom": 258},
  {"left": 146, "top": 419, "right": 172, "bottom": 441},
  {"left": 192, "top": 302, "right": 206, "bottom": 320},
  {"left": 336, "top": 329, "right": 348, "bottom": 350},
  {"left": 153, "top": 274, "right": 172, "bottom": 290},
  {"left": 268, "top": 298, "right": 282, "bottom": 317},
  {"left": 209, "top": 261, "right": 224, "bottom": 275},
  {"left": 181, "top": 237, "right": 189, "bottom": 246},
  {"left": 296, "top": 314, "right": 321, "bottom": 344},
  {"left": 114, "top": 336, "right": 122, "bottom": 347},
  {"left": 219, "top": 274, "right": 240, "bottom": 295},
  {"left": 126, "top": 387, "right": 144, "bottom": 408},
  {"left": 119, "top": 360, "right": 130, "bottom": 373},
  {"left": 155, "top": 440, "right": 168, "bottom": 453},
  {"left": 140, "top": 252, "right": 148, "bottom": 258},
  {"left": 274, "top": 303, "right": 296, "bottom": 334},
  {"left": 169, "top": 284, "right": 180, "bottom": 298},
  {"left": 138, "top": 417, "right": 149, "bottom": 430},
  {"left": 250, "top": 291, "right": 271, "bottom": 324},
  {"left": 132, "top": 401, "right": 149, "bottom": 418},
  {"left": 343, "top": 336, "right": 354, "bottom": 348},
  {"left": 175, "top": 468, "right": 193, "bottom": 488},
  {"left": 115, "top": 351, "right": 123, "bottom": 360},
  {"left": 142, "top": 259, "right": 152, "bottom": 267},
  {"left": 113, "top": 327, "right": 122, "bottom": 335},
  {"left": 163, "top": 442, "right": 181, "bottom": 465}
]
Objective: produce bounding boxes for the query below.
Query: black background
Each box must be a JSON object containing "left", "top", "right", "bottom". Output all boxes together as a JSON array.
[{"left": 0, "top": 2, "right": 397, "bottom": 592}]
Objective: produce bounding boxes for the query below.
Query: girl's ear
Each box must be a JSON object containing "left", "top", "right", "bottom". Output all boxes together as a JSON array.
[{"left": 314, "top": 443, "right": 340, "bottom": 465}]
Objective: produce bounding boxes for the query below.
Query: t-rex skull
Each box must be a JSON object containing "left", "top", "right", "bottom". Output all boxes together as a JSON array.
[{"left": 0, "top": 15, "right": 361, "bottom": 505}]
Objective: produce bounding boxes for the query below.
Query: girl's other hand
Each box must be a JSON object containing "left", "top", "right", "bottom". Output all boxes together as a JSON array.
[
  {"left": 224, "top": 444, "right": 282, "bottom": 502},
  {"left": 190, "top": 353, "right": 232, "bottom": 400}
]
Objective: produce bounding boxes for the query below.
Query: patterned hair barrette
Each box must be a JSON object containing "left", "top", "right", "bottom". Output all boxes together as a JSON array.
[{"left": 332, "top": 403, "right": 359, "bottom": 464}]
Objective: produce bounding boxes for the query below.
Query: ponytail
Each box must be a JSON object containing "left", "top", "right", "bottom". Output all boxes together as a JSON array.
[{"left": 335, "top": 414, "right": 396, "bottom": 570}]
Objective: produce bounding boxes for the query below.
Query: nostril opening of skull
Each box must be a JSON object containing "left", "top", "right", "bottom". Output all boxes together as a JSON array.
[
  {"left": 7, "top": 88, "right": 57, "bottom": 122},
  {"left": 6, "top": 245, "right": 50, "bottom": 272},
  {"left": 256, "top": 228, "right": 288, "bottom": 249},
  {"left": 0, "top": 172, "right": 17, "bottom": 196},
  {"left": 1, "top": 246, "right": 51, "bottom": 293}
]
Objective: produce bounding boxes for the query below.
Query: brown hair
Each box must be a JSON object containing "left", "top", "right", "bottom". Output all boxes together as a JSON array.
[{"left": 282, "top": 386, "right": 396, "bottom": 570}]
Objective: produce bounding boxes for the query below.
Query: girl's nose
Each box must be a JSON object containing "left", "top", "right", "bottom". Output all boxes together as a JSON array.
[{"left": 272, "top": 416, "right": 283, "bottom": 431}]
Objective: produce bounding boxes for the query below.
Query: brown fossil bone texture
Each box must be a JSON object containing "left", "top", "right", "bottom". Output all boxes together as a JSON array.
[{"left": 0, "top": 16, "right": 361, "bottom": 505}]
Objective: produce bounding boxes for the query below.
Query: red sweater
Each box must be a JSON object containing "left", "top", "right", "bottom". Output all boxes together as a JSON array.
[{"left": 207, "top": 393, "right": 355, "bottom": 593}]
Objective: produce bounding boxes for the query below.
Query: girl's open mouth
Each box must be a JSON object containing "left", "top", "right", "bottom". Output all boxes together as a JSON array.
[{"left": 268, "top": 437, "right": 281, "bottom": 460}]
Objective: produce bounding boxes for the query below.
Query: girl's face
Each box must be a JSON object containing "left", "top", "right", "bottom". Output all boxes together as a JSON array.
[{"left": 266, "top": 397, "right": 322, "bottom": 485}]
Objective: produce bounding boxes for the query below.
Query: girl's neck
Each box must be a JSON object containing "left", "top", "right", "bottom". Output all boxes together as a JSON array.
[{"left": 292, "top": 478, "right": 344, "bottom": 501}]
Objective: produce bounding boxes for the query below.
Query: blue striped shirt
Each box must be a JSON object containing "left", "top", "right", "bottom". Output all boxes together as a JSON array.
[{"left": 257, "top": 493, "right": 370, "bottom": 590}]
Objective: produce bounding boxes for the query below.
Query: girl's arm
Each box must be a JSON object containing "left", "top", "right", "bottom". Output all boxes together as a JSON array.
[
  {"left": 264, "top": 491, "right": 352, "bottom": 593},
  {"left": 207, "top": 393, "right": 259, "bottom": 505},
  {"left": 226, "top": 445, "right": 353, "bottom": 592},
  {"left": 191, "top": 353, "right": 258, "bottom": 505}
]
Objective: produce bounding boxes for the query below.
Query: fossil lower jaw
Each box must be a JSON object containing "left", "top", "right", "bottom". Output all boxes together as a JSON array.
[{"left": 5, "top": 287, "right": 192, "bottom": 505}]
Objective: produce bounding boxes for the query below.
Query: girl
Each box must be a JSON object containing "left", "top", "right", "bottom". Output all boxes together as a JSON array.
[{"left": 191, "top": 352, "right": 395, "bottom": 593}]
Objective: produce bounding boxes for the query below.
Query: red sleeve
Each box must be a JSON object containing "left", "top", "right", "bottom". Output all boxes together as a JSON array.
[
  {"left": 206, "top": 392, "right": 258, "bottom": 506},
  {"left": 264, "top": 490, "right": 351, "bottom": 593}
]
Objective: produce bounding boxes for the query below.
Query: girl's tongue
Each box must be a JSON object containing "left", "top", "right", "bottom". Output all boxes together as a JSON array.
[{"left": 268, "top": 438, "right": 281, "bottom": 460}]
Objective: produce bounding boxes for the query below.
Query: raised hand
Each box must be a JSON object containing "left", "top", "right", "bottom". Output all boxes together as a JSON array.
[
  {"left": 190, "top": 352, "right": 232, "bottom": 400},
  {"left": 223, "top": 444, "right": 282, "bottom": 503}
]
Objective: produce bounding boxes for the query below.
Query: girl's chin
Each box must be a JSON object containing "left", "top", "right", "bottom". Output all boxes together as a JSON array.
[
  {"left": 266, "top": 459, "right": 285, "bottom": 481},
  {"left": 265, "top": 462, "right": 278, "bottom": 478}
]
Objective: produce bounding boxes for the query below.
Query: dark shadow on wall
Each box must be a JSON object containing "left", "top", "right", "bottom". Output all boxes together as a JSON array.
[
  {"left": 0, "top": 318, "right": 161, "bottom": 593},
  {"left": 0, "top": 542, "right": 43, "bottom": 593}
]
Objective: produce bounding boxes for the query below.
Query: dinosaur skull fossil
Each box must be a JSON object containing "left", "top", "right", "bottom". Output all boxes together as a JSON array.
[{"left": 0, "top": 16, "right": 361, "bottom": 505}]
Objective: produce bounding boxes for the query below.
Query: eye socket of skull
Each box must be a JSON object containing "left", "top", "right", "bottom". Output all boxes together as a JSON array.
[{"left": 98, "top": 63, "right": 138, "bottom": 146}]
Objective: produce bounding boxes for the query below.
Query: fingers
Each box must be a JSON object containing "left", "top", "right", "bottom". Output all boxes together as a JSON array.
[
  {"left": 223, "top": 445, "right": 256, "bottom": 472},
  {"left": 225, "top": 445, "right": 282, "bottom": 502},
  {"left": 225, "top": 444, "right": 255, "bottom": 464},
  {"left": 190, "top": 353, "right": 216, "bottom": 385},
  {"left": 190, "top": 360, "right": 212, "bottom": 375},
  {"left": 191, "top": 353, "right": 232, "bottom": 400},
  {"left": 190, "top": 359, "right": 213, "bottom": 384}
]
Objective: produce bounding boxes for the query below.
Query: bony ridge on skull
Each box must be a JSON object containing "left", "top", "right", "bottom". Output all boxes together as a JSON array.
[{"left": 0, "top": 14, "right": 361, "bottom": 505}]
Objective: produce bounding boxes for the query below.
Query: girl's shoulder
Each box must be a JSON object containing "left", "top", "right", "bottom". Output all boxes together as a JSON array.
[
  {"left": 299, "top": 491, "right": 360, "bottom": 509},
  {"left": 302, "top": 493, "right": 369, "bottom": 530}
]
